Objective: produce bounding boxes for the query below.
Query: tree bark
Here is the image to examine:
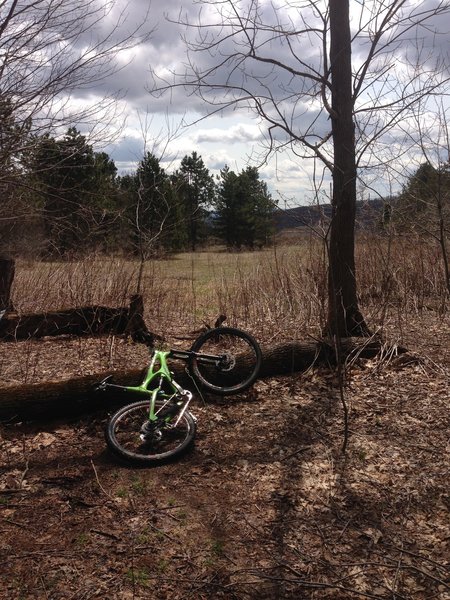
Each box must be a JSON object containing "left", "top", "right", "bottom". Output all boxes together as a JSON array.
[
  {"left": 0, "top": 257, "right": 15, "bottom": 311},
  {"left": 0, "top": 295, "right": 152, "bottom": 342},
  {"left": 0, "top": 337, "right": 399, "bottom": 420},
  {"left": 327, "top": 0, "right": 370, "bottom": 337}
]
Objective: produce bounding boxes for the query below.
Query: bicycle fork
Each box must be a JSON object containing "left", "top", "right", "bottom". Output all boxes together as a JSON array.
[
  {"left": 151, "top": 378, "right": 194, "bottom": 426},
  {"left": 168, "top": 379, "right": 194, "bottom": 426}
]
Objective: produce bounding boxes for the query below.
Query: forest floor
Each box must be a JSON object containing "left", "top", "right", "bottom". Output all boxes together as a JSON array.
[{"left": 0, "top": 313, "right": 449, "bottom": 600}]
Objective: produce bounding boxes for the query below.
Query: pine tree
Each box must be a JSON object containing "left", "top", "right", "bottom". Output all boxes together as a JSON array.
[
  {"left": 32, "top": 128, "right": 97, "bottom": 255},
  {"left": 126, "top": 152, "right": 187, "bottom": 256},
  {"left": 395, "top": 162, "right": 450, "bottom": 232},
  {"left": 90, "top": 151, "right": 120, "bottom": 252},
  {"left": 239, "top": 167, "right": 276, "bottom": 249},
  {"left": 175, "top": 152, "right": 215, "bottom": 251},
  {"left": 215, "top": 166, "right": 275, "bottom": 249},
  {"left": 0, "top": 96, "right": 33, "bottom": 254},
  {"left": 31, "top": 128, "right": 121, "bottom": 256}
]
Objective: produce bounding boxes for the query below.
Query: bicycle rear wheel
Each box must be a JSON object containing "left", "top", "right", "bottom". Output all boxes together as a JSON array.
[
  {"left": 189, "top": 327, "right": 262, "bottom": 395},
  {"left": 105, "top": 400, "right": 196, "bottom": 466}
]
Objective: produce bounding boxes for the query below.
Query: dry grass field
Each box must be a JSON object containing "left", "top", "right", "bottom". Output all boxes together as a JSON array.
[{"left": 1, "top": 236, "right": 449, "bottom": 599}]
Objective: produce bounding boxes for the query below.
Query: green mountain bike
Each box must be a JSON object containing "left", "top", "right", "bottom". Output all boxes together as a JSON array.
[{"left": 95, "top": 327, "right": 262, "bottom": 466}]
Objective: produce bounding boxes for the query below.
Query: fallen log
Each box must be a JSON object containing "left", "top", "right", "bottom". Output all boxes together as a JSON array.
[
  {"left": 0, "top": 337, "right": 403, "bottom": 421},
  {"left": 0, "top": 294, "right": 152, "bottom": 343},
  {"left": 258, "top": 336, "right": 388, "bottom": 377},
  {"left": 0, "top": 368, "right": 147, "bottom": 421}
]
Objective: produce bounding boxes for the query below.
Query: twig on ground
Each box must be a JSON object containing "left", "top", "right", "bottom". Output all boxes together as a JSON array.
[{"left": 90, "top": 460, "right": 116, "bottom": 503}]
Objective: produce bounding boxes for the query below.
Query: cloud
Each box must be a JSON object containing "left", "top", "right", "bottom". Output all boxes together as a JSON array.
[
  {"left": 22, "top": 0, "right": 449, "bottom": 204},
  {"left": 193, "top": 124, "right": 264, "bottom": 144}
]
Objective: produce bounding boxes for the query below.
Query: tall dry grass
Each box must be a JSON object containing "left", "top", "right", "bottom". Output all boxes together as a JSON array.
[{"left": 12, "top": 233, "right": 448, "bottom": 343}]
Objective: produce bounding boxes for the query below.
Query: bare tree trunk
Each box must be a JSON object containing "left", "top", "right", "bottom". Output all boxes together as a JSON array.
[
  {"left": 327, "top": 0, "right": 370, "bottom": 337},
  {"left": 0, "top": 256, "right": 15, "bottom": 311}
]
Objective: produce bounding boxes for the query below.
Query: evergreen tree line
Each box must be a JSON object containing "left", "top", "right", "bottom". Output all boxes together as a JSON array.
[
  {"left": 387, "top": 161, "right": 450, "bottom": 234},
  {"left": 0, "top": 125, "right": 276, "bottom": 257},
  {"left": 1, "top": 106, "right": 447, "bottom": 259}
]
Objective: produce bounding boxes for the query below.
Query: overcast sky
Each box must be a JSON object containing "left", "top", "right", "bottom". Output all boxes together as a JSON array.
[{"left": 71, "top": 0, "right": 450, "bottom": 206}]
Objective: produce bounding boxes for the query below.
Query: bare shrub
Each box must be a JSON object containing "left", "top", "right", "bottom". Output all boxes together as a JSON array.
[{"left": 10, "top": 233, "right": 448, "bottom": 344}]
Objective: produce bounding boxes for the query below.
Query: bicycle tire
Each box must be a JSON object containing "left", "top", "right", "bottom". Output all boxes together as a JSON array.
[
  {"left": 189, "top": 327, "right": 262, "bottom": 395},
  {"left": 105, "top": 400, "right": 196, "bottom": 466}
]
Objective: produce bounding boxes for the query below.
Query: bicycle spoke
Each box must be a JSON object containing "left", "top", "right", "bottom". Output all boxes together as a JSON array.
[
  {"left": 189, "top": 327, "right": 261, "bottom": 394},
  {"left": 105, "top": 400, "right": 196, "bottom": 465}
]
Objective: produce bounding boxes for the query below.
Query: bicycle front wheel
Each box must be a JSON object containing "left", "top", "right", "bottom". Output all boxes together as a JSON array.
[
  {"left": 105, "top": 400, "right": 196, "bottom": 466},
  {"left": 189, "top": 327, "right": 262, "bottom": 395}
]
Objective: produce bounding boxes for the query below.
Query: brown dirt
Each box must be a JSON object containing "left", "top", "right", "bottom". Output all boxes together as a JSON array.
[{"left": 0, "top": 315, "right": 449, "bottom": 600}]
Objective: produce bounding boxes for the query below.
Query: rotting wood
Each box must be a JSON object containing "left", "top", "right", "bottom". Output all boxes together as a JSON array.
[{"left": 0, "top": 337, "right": 407, "bottom": 421}]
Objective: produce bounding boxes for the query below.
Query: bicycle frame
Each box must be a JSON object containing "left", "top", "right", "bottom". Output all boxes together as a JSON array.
[
  {"left": 98, "top": 349, "right": 193, "bottom": 425},
  {"left": 103, "top": 326, "right": 261, "bottom": 465},
  {"left": 97, "top": 341, "right": 235, "bottom": 424}
]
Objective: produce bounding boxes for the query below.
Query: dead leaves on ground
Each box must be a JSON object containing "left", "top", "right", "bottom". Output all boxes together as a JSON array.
[{"left": 1, "top": 322, "right": 449, "bottom": 599}]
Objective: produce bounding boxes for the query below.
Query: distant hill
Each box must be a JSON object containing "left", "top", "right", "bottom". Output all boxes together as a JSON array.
[{"left": 274, "top": 198, "right": 386, "bottom": 230}]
